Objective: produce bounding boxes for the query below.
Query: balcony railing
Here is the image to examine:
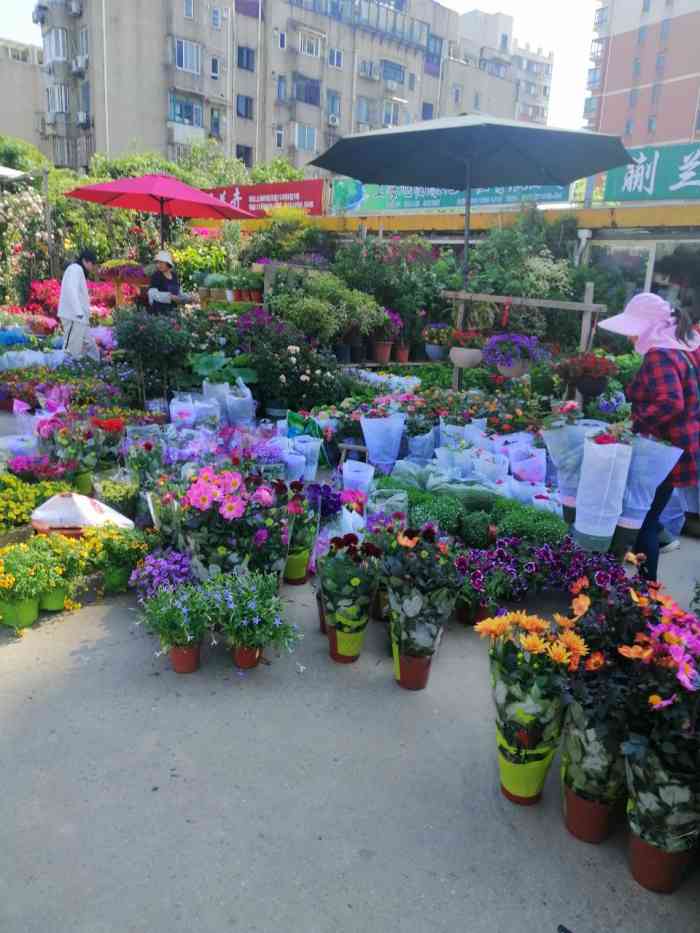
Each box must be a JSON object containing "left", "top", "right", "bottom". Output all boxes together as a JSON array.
[{"left": 590, "top": 39, "right": 606, "bottom": 61}]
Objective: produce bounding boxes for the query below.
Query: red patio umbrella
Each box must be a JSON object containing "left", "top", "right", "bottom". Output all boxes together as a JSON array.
[{"left": 65, "top": 173, "right": 254, "bottom": 245}]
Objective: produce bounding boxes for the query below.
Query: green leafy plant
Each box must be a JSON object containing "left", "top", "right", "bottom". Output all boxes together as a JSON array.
[
  {"left": 141, "top": 581, "right": 211, "bottom": 651},
  {"left": 205, "top": 572, "right": 299, "bottom": 652}
]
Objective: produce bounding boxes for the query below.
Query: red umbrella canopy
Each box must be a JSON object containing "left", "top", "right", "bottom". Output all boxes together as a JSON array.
[{"left": 66, "top": 173, "right": 254, "bottom": 220}]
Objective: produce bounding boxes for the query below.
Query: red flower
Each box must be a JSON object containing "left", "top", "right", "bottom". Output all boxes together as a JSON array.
[
  {"left": 143, "top": 441, "right": 154, "bottom": 452},
  {"left": 593, "top": 434, "right": 618, "bottom": 445}
]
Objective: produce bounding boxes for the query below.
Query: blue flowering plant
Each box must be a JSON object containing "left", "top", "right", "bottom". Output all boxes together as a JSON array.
[
  {"left": 204, "top": 571, "right": 299, "bottom": 653},
  {"left": 482, "top": 333, "right": 549, "bottom": 368},
  {"left": 140, "top": 581, "right": 212, "bottom": 652}
]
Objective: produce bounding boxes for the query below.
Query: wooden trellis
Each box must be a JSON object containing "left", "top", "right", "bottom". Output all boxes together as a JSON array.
[{"left": 443, "top": 283, "right": 606, "bottom": 390}]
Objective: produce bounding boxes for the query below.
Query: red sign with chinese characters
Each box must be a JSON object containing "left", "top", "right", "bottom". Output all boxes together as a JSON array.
[{"left": 207, "top": 179, "right": 325, "bottom": 217}]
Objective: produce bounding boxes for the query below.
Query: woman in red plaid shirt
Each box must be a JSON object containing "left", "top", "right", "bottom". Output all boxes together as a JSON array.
[{"left": 600, "top": 292, "right": 700, "bottom": 582}]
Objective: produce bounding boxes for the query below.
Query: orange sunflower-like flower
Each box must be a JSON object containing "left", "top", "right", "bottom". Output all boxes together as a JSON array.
[
  {"left": 571, "top": 594, "right": 591, "bottom": 620},
  {"left": 554, "top": 612, "right": 576, "bottom": 631},
  {"left": 585, "top": 651, "right": 606, "bottom": 671},
  {"left": 547, "top": 640, "right": 571, "bottom": 665},
  {"left": 396, "top": 532, "right": 419, "bottom": 549},
  {"left": 517, "top": 615, "right": 550, "bottom": 635},
  {"left": 570, "top": 576, "right": 590, "bottom": 596},
  {"left": 560, "top": 630, "right": 590, "bottom": 659},
  {"left": 520, "top": 633, "right": 547, "bottom": 655},
  {"left": 474, "top": 617, "right": 512, "bottom": 639},
  {"left": 629, "top": 588, "right": 649, "bottom": 608},
  {"left": 618, "top": 644, "right": 654, "bottom": 663}
]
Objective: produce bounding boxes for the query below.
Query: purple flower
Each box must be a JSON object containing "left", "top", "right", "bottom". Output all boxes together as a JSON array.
[{"left": 253, "top": 528, "right": 269, "bottom": 548}]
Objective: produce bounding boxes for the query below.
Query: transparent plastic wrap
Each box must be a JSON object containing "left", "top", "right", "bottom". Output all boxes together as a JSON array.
[
  {"left": 202, "top": 379, "right": 230, "bottom": 407},
  {"left": 541, "top": 421, "right": 606, "bottom": 517},
  {"left": 366, "top": 487, "right": 409, "bottom": 518},
  {"left": 361, "top": 413, "right": 406, "bottom": 474},
  {"left": 434, "top": 446, "right": 473, "bottom": 479},
  {"left": 574, "top": 438, "right": 632, "bottom": 552},
  {"left": 294, "top": 435, "right": 323, "bottom": 482},
  {"left": 511, "top": 448, "right": 547, "bottom": 484},
  {"left": 407, "top": 428, "right": 435, "bottom": 465},
  {"left": 439, "top": 420, "right": 465, "bottom": 450},
  {"left": 342, "top": 459, "right": 375, "bottom": 493},
  {"left": 169, "top": 392, "right": 196, "bottom": 428},
  {"left": 224, "top": 377, "right": 255, "bottom": 426},
  {"left": 472, "top": 450, "right": 509, "bottom": 485}
]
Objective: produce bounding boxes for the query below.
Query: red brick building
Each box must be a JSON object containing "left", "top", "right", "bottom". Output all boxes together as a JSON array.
[{"left": 584, "top": 0, "right": 700, "bottom": 146}]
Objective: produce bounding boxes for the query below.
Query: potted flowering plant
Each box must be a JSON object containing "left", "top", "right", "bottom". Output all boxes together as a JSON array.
[
  {"left": 8, "top": 455, "right": 74, "bottom": 483},
  {"left": 556, "top": 353, "right": 619, "bottom": 400},
  {"left": 475, "top": 608, "right": 590, "bottom": 805},
  {"left": 48, "top": 419, "right": 101, "bottom": 494},
  {"left": 129, "top": 549, "right": 194, "bottom": 603},
  {"left": 82, "top": 525, "right": 149, "bottom": 594},
  {"left": 421, "top": 323, "right": 452, "bottom": 361},
  {"left": 0, "top": 541, "right": 51, "bottom": 629},
  {"left": 376, "top": 521, "right": 459, "bottom": 690},
  {"left": 284, "top": 483, "right": 318, "bottom": 584},
  {"left": 205, "top": 571, "right": 299, "bottom": 669},
  {"left": 449, "top": 329, "right": 485, "bottom": 369},
  {"left": 321, "top": 534, "right": 381, "bottom": 663},
  {"left": 374, "top": 308, "right": 403, "bottom": 364},
  {"left": 125, "top": 438, "right": 164, "bottom": 490},
  {"left": 34, "top": 532, "right": 89, "bottom": 610},
  {"left": 618, "top": 593, "right": 700, "bottom": 893},
  {"left": 141, "top": 581, "right": 211, "bottom": 674},
  {"left": 482, "top": 333, "right": 548, "bottom": 378}
]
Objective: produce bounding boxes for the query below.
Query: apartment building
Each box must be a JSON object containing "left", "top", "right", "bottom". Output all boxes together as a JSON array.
[
  {"left": 32, "top": 0, "right": 539, "bottom": 173},
  {"left": 584, "top": 0, "right": 700, "bottom": 146},
  {"left": 458, "top": 9, "right": 554, "bottom": 125},
  {"left": 0, "top": 38, "right": 49, "bottom": 158}
]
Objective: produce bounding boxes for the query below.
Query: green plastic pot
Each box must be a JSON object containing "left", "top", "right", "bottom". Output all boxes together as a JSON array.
[
  {"left": 0, "top": 597, "right": 40, "bottom": 630},
  {"left": 496, "top": 727, "right": 556, "bottom": 805},
  {"left": 40, "top": 586, "right": 68, "bottom": 612},
  {"left": 284, "top": 548, "right": 310, "bottom": 585},
  {"left": 103, "top": 566, "right": 131, "bottom": 594},
  {"left": 74, "top": 471, "right": 93, "bottom": 495}
]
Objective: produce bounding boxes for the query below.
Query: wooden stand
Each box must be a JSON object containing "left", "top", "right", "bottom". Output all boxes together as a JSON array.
[{"left": 338, "top": 442, "right": 369, "bottom": 466}]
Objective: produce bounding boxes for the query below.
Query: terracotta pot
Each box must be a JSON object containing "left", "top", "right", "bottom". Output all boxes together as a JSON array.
[
  {"left": 397, "top": 654, "right": 432, "bottom": 690},
  {"left": 394, "top": 344, "right": 410, "bottom": 363},
  {"left": 629, "top": 831, "right": 695, "bottom": 894},
  {"left": 250, "top": 289, "right": 263, "bottom": 302},
  {"left": 234, "top": 288, "right": 243, "bottom": 301},
  {"left": 232, "top": 645, "right": 261, "bottom": 669},
  {"left": 474, "top": 605, "right": 491, "bottom": 623},
  {"left": 317, "top": 591, "right": 327, "bottom": 634},
  {"left": 170, "top": 643, "right": 201, "bottom": 674},
  {"left": 497, "top": 359, "right": 529, "bottom": 379},
  {"left": 373, "top": 340, "right": 394, "bottom": 364},
  {"left": 563, "top": 784, "right": 619, "bottom": 844},
  {"left": 450, "top": 347, "right": 483, "bottom": 369}
]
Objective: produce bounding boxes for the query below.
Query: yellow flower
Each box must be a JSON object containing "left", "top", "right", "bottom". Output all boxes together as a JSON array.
[
  {"left": 560, "top": 630, "right": 589, "bottom": 658},
  {"left": 516, "top": 614, "right": 550, "bottom": 635},
  {"left": 554, "top": 612, "right": 575, "bottom": 630},
  {"left": 547, "top": 640, "right": 571, "bottom": 665},
  {"left": 349, "top": 577, "right": 361, "bottom": 587},
  {"left": 520, "top": 633, "right": 547, "bottom": 654},
  {"left": 474, "top": 617, "right": 512, "bottom": 639}
]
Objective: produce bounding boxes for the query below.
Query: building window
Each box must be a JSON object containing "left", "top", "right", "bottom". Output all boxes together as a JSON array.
[
  {"left": 421, "top": 101, "right": 434, "bottom": 120},
  {"left": 211, "top": 56, "right": 220, "bottom": 79},
  {"left": 648, "top": 115, "right": 657, "bottom": 134},
  {"left": 642, "top": 0, "right": 651, "bottom": 11},
  {"left": 382, "top": 60, "right": 405, "bottom": 84},
  {"left": 656, "top": 52, "right": 666, "bottom": 75},
  {"left": 47, "top": 84, "right": 69, "bottom": 114},
  {"left": 295, "top": 123, "right": 316, "bottom": 151},
  {"left": 328, "top": 47, "right": 343, "bottom": 69},
  {"left": 299, "top": 32, "right": 320, "bottom": 57},
  {"left": 452, "top": 84, "right": 462, "bottom": 105},
  {"left": 327, "top": 89, "right": 341, "bottom": 116},
  {"left": 356, "top": 96, "right": 371, "bottom": 123},
  {"left": 638, "top": 25, "right": 647, "bottom": 44},
  {"left": 79, "top": 27, "right": 89, "bottom": 58},
  {"left": 633, "top": 57, "right": 641, "bottom": 78},
  {"left": 169, "top": 93, "right": 203, "bottom": 126},
  {"left": 236, "top": 94, "right": 253, "bottom": 119},
  {"left": 661, "top": 18, "right": 671, "bottom": 39},
  {"left": 80, "top": 80, "right": 90, "bottom": 116},
  {"left": 473, "top": 91, "right": 481, "bottom": 110},
  {"left": 384, "top": 99, "right": 400, "bottom": 126},
  {"left": 237, "top": 46, "right": 255, "bottom": 71},
  {"left": 236, "top": 144, "right": 253, "bottom": 168},
  {"left": 583, "top": 97, "right": 598, "bottom": 114},
  {"left": 175, "top": 38, "right": 202, "bottom": 75},
  {"left": 588, "top": 67, "right": 601, "bottom": 88},
  {"left": 278, "top": 31, "right": 286, "bottom": 49},
  {"left": 543, "top": 85, "right": 550, "bottom": 98},
  {"left": 500, "top": 33, "right": 508, "bottom": 51},
  {"left": 275, "top": 127, "right": 284, "bottom": 149},
  {"left": 212, "top": 6, "right": 221, "bottom": 28},
  {"left": 45, "top": 27, "right": 68, "bottom": 63},
  {"left": 211, "top": 107, "right": 222, "bottom": 138},
  {"left": 184, "top": 0, "right": 194, "bottom": 18},
  {"left": 293, "top": 73, "right": 321, "bottom": 106},
  {"left": 651, "top": 83, "right": 662, "bottom": 106},
  {"left": 408, "top": 72, "right": 416, "bottom": 91},
  {"left": 629, "top": 88, "right": 639, "bottom": 107},
  {"left": 624, "top": 118, "right": 634, "bottom": 136},
  {"left": 276, "top": 74, "right": 287, "bottom": 101}
]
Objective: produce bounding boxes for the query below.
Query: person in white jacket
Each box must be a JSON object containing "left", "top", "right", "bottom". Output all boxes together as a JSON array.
[{"left": 58, "top": 249, "right": 100, "bottom": 361}]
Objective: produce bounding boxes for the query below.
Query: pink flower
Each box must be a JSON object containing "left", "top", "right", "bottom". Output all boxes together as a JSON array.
[
  {"left": 251, "top": 486, "right": 274, "bottom": 507},
  {"left": 253, "top": 528, "right": 269, "bottom": 547},
  {"left": 287, "top": 498, "right": 304, "bottom": 516},
  {"left": 649, "top": 693, "right": 678, "bottom": 710},
  {"left": 559, "top": 401, "right": 579, "bottom": 414},
  {"left": 219, "top": 496, "right": 246, "bottom": 520},
  {"left": 218, "top": 470, "right": 243, "bottom": 494},
  {"left": 198, "top": 466, "right": 216, "bottom": 483},
  {"left": 669, "top": 644, "right": 699, "bottom": 691}
]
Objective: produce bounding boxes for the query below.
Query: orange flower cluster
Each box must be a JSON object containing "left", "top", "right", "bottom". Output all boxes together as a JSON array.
[{"left": 475, "top": 609, "right": 590, "bottom": 671}]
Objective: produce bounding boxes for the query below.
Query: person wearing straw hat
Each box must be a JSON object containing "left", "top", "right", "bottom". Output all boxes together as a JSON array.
[
  {"left": 147, "top": 250, "right": 191, "bottom": 314},
  {"left": 599, "top": 292, "right": 700, "bottom": 581},
  {"left": 58, "top": 248, "right": 100, "bottom": 361}
]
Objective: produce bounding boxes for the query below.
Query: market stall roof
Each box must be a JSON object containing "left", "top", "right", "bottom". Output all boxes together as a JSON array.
[{"left": 65, "top": 173, "right": 254, "bottom": 244}]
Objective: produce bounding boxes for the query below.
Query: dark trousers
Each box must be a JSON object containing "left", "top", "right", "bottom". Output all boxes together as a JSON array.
[{"left": 635, "top": 481, "right": 675, "bottom": 583}]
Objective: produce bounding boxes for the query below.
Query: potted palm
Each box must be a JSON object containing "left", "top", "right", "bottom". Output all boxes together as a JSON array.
[
  {"left": 321, "top": 534, "right": 381, "bottom": 663},
  {"left": 141, "top": 581, "right": 210, "bottom": 673},
  {"left": 475, "top": 608, "right": 590, "bottom": 805},
  {"left": 206, "top": 571, "right": 299, "bottom": 670},
  {"left": 449, "top": 329, "right": 485, "bottom": 369},
  {"left": 375, "top": 521, "right": 459, "bottom": 690}
]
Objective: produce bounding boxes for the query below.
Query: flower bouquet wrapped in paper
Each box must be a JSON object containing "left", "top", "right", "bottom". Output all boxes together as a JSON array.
[
  {"left": 361, "top": 412, "right": 406, "bottom": 474},
  {"left": 573, "top": 430, "right": 633, "bottom": 553},
  {"left": 541, "top": 403, "right": 606, "bottom": 524}
]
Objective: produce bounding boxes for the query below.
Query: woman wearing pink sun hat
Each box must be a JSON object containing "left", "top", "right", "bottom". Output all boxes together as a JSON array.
[{"left": 598, "top": 292, "right": 700, "bottom": 581}]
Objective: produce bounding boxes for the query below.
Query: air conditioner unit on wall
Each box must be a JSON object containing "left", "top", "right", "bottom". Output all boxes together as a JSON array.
[
  {"left": 328, "top": 113, "right": 339, "bottom": 127},
  {"left": 386, "top": 79, "right": 398, "bottom": 91},
  {"left": 77, "top": 111, "right": 89, "bottom": 126},
  {"left": 69, "top": 0, "right": 83, "bottom": 15}
]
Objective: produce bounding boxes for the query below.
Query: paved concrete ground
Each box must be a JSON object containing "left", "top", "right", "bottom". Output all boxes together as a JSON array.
[{"left": 1, "top": 409, "right": 699, "bottom": 931}]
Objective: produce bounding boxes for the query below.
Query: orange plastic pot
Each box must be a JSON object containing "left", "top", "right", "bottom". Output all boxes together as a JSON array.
[
  {"left": 373, "top": 340, "right": 393, "bottom": 364},
  {"left": 232, "top": 645, "right": 261, "bottom": 669},
  {"left": 563, "top": 784, "right": 619, "bottom": 844},
  {"left": 394, "top": 345, "right": 410, "bottom": 363},
  {"left": 170, "top": 644, "right": 201, "bottom": 674},
  {"left": 629, "top": 832, "right": 695, "bottom": 894}
]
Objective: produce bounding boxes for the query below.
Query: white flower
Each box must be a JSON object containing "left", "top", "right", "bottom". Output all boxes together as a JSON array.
[
  {"left": 300, "top": 374, "right": 310, "bottom": 382},
  {"left": 315, "top": 370, "right": 322, "bottom": 376},
  {"left": 280, "top": 375, "right": 287, "bottom": 383}
]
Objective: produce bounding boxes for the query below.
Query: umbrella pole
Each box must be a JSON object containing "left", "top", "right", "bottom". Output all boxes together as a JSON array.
[
  {"left": 463, "top": 159, "right": 472, "bottom": 288},
  {"left": 160, "top": 198, "right": 165, "bottom": 246}
]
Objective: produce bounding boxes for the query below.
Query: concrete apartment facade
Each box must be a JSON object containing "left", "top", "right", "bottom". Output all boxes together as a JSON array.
[
  {"left": 0, "top": 38, "right": 49, "bottom": 158},
  {"left": 584, "top": 0, "right": 700, "bottom": 146},
  {"left": 31, "top": 1, "right": 551, "bottom": 172}
]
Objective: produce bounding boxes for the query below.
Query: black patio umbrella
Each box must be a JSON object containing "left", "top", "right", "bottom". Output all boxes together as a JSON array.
[{"left": 311, "top": 115, "right": 631, "bottom": 282}]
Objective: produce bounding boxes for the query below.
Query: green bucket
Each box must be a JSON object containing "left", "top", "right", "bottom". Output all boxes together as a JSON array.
[
  {"left": 0, "top": 597, "right": 40, "bottom": 630},
  {"left": 284, "top": 548, "right": 310, "bottom": 585},
  {"left": 40, "top": 586, "right": 68, "bottom": 612},
  {"left": 496, "top": 727, "right": 556, "bottom": 805}
]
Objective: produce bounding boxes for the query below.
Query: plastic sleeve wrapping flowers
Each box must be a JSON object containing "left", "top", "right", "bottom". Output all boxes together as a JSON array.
[
  {"left": 439, "top": 419, "right": 465, "bottom": 450},
  {"left": 625, "top": 748, "right": 700, "bottom": 853},
  {"left": 293, "top": 435, "right": 323, "bottom": 482},
  {"left": 541, "top": 421, "right": 605, "bottom": 509},
  {"left": 560, "top": 700, "right": 626, "bottom": 803},
  {"left": 511, "top": 448, "right": 547, "bottom": 484},
  {"left": 407, "top": 428, "right": 435, "bottom": 466},
  {"left": 618, "top": 436, "right": 683, "bottom": 529},
  {"left": 360, "top": 413, "right": 406, "bottom": 474},
  {"left": 573, "top": 438, "right": 633, "bottom": 552}
]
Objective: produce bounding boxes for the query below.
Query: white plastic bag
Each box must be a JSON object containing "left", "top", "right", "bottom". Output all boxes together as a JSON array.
[
  {"left": 439, "top": 420, "right": 464, "bottom": 450},
  {"left": 464, "top": 425, "right": 491, "bottom": 451},
  {"left": 361, "top": 414, "right": 406, "bottom": 474},
  {"left": 512, "top": 448, "right": 547, "bottom": 484},
  {"left": 224, "top": 377, "right": 255, "bottom": 426},
  {"left": 343, "top": 459, "right": 375, "bottom": 493},
  {"left": 294, "top": 435, "right": 322, "bottom": 482},
  {"left": 32, "top": 493, "right": 134, "bottom": 530},
  {"left": 407, "top": 429, "right": 435, "bottom": 465},
  {"left": 169, "top": 392, "right": 196, "bottom": 428},
  {"left": 284, "top": 452, "right": 305, "bottom": 482},
  {"left": 574, "top": 438, "right": 633, "bottom": 551},
  {"left": 202, "top": 379, "right": 230, "bottom": 406}
]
